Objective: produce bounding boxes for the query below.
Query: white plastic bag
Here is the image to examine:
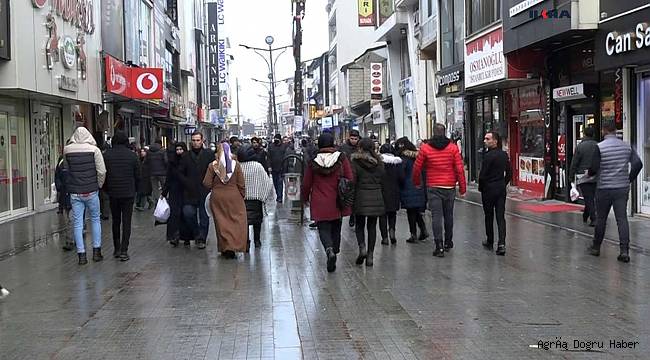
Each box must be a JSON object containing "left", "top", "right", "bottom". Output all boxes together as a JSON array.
[
  {"left": 50, "top": 183, "right": 58, "bottom": 203},
  {"left": 154, "top": 197, "right": 170, "bottom": 223},
  {"left": 205, "top": 192, "right": 212, "bottom": 218},
  {"left": 570, "top": 183, "right": 580, "bottom": 202}
]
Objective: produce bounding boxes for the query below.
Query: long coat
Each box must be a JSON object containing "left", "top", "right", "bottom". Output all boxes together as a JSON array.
[
  {"left": 178, "top": 148, "right": 213, "bottom": 205},
  {"left": 203, "top": 161, "right": 248, "bottom": 253},
  {"left": 137, "top": 158, "right": 152, "bottom": 195},
  {"left": 381, "top": 153, "right": 402, "bottom": 213},
  {"left": 302, "top": 149, "right": 353, "bottom": 221},
  {"left": 399, "top": 150, "right": 426, "bottom": 210},
  {"left": 103, "top": 144, "right": 140, "bottom": 199},
  {"left": 351, "top": 151, "right": 385, "bottom": 217}
]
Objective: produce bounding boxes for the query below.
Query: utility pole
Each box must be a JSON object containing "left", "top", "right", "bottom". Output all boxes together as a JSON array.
[
  {"left": 292, "top": 1, "right": 305, "bottom": 118},
  {"left": 236, "top": 77, "right": 241, "bottom": 136}
]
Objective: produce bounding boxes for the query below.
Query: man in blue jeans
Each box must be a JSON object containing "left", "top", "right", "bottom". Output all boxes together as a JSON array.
[
  {"left": 178, "top": 131, "right": 213, "bottom": 249},
  {"left": 588, "top": 123, "right": 643, "bottom": 263},
  {"left": 63, "top": 127, "right": 107, "bottom": 265}
]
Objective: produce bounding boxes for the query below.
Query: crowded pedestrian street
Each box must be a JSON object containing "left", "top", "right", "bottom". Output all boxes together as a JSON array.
[{"left": 1, "top": 197, "right": 648, "bottom": 359}]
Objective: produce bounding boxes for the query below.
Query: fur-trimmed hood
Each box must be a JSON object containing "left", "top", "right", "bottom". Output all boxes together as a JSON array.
[
  {"left": 351, "top": 151, "right": 383, "bottom": 170},
  {"left": 400, "top": 149, "right": 418, "bottom": 159},
  {"left": 381, "top": 153, "right": 403, "bottom": 165},
  {"left": 311, "top": 150, "right": 343, "bottom": 175}
]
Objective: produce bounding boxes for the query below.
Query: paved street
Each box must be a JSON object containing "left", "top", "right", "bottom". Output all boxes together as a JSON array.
[{"left": 1, "top": 199, "right": 649, "bottom": 360}]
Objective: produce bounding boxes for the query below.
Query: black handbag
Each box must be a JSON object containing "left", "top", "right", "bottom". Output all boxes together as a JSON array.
[{"left": 337, "top": 160, "right": 354, "bottom": 210}]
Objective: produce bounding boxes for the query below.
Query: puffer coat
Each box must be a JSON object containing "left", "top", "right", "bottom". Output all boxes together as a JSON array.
[
  {"left": 381, "top": 153, "right": 403, "bottom": 213},
  {"left": 351, "top": 151, "right": 385, "bottom": 217},
  {"left": 399, "top": 150, "right": 426, "bottom": 210}
]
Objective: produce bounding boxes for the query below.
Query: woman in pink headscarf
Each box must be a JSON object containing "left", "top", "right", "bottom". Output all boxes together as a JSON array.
[{"left": 203, "top": 142, "right": 247, "bottom": 258}]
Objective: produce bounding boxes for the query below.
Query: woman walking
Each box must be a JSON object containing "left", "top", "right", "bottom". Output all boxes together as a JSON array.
[
  {"left": 351, "top": 138, "right": 385, "bottom": 266},
  {"left": 162, "top": 142, "right": 188, "bottom": 247},
  {"left": 238, "top": 146, "right": 274, "bottom": 249},
  {"left": 135, "top": 148, "right": 153, "bottom": 211},
  {"left": 302, "top": 133, "right": 354, "bottom": 273},
  {"left": 395, "top": 137, "right": 428, "bottom": 243},
  {"left": 379, "top": 144, "right": 402, "bottom": 245},
  {"left": 203, "top": 142, "right": 247, "bottom": 259}
]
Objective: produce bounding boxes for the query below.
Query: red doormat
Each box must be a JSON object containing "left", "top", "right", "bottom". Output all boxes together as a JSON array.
[{"left": 516, "top": 203, "right": 584, "bottom": 213}]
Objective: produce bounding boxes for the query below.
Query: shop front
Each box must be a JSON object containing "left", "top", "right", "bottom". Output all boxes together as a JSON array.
[
  {"left": 435, "top": 64, "right": 465, "bottom": 160},
  {"left": 594, "top": 1, "right": 650, "bottom": 215}
]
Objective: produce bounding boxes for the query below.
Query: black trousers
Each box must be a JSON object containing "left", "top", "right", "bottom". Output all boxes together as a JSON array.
[
  {"left": 379, "top": 211, "right": 397, "bottom": 239},
  {"left": 355, "top": 215, "right": 378, "bottom": 252},
  {"left": 578, "top": 183, "right": 597, "bottom": 223},
  {"left": 166, "top": 194, "right": 184, "bottom": 241},
  {"left": 406, "top": 209, "right": 426, "bottom": 236},
  {"left": 317, "top": 219, "right": 342, "bottom": 252},
  {"left": 594, "top": 188, "right": 630, "bottom": 251},
  {"left": 248, "top": 223, "right": 262, "bottom": 243},
  {"left": 110, "top": 197, "right": 135, "bottom": 254},
  {"left": 481, "top": 186, "right": 506, "bottom": 246}
]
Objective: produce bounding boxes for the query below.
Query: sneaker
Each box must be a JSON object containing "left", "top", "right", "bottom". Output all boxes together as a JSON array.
[
  {"left": 482, "top": 240, "right": 494, "bottom": 250},
  {"left": 418, "top": 231, "right": 429, "bottom": 241},
  {"left": 433, "top": 248, "right": 445, "bottom": 257},
  {"left": 617, "top": 250, "right": 630, "bottom": 263},
  {"left": 589, "top": 246, "right": 600, "bottom": 257},
  {"left": 308, "top": 222, "right": 318, "bottom": 229},
  {"left": 381, "top": 238, "right": 389, "bottom": 245},
  {"left": 78, "top": 252, "right": 88, "bottom": 265},
  {"left": 120, "top": 253, "right": 130, "bottom": 262},
  {"left": 170, "top": 239, "right": 179, "bottom": 247},
  {"left": 444, "top": 241, "right": 454, "bottom": 252},
  {"left": 406, "top": 235, "right": 418, "bottom": 244},
  {"left": 495, "top": 245, "right": 506, "bottom": 256},
  {"left": 326, "top": 248, "right": 337, "bottom": 273},
  {"left": 197, "top": 240, "right": 206, "bottom": 250}
]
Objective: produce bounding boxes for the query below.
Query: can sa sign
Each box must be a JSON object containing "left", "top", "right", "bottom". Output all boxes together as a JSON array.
[{"left": 370, "top": 63, "right": 383, "bottom": 98}]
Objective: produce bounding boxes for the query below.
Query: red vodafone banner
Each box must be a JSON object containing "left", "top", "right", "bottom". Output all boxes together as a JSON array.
[
  {"left": 104, "top": 55, "right": 163, "bottom": 100},
  {"left": 131, "top": 68, "right": 163, "bottom": 99}
]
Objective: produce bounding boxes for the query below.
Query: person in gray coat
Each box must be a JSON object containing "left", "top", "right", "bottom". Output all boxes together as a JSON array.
[
  {"left": 569, "top": 126, "right": 599, "bottom": 226},
  {"left": 351, "top": 137, "right": 385, "bottom": 267},
  {"left": 588, "top": 122, "right": 643, "bottom": 262}
]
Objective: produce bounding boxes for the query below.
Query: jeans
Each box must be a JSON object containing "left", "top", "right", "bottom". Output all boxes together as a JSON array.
[
  {"left": 317, "top": 219, "right": 342, "bottom": 252},
  {"left": 70, "top": 192, "right": 102, "bottom": 253},
  {"left": 427, "top": 188, "right": 456, "bottom": 246},
  {"left": 594, "top": 188, "right": 630, "bottom": 251},
  {"left": 379, "top": 211, "right": 397, "bottom": 239},
  {"left": 151, "top": 176, "right": 166, "bottom": 201},
  {"left": 355, "top": 215, "right": 378, "bottom": 253},
  {"left": 406, "top": 209, "right": 426, "bottom": 236},
  {"left": 578, "top": 183, "right": 597, "bottom": 223},
  {"left": 481, "top": 186, "right": 506, "bottom": 246},
  {"left": 183, "top": 203, "right": 210, "bottom": 242},
  {"left": 110, "top": 197, "right": 134, "bottom": 254},
  {"left": 272, "top": 171, "right": 283, "bottom": 201}
]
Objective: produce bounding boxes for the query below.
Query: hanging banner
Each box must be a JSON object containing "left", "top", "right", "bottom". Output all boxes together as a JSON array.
[
  {"left": 465, "top": 26, "right": 505, "bottom": 88},
  {"left": 208, "top": 2, "right": 221, "bottom": 109},
  {"left": 370, "top": 62, "right": 383, "bottom": 99},
  {"left": 358, "top": 0, "right": 375, "bottom": 27}
]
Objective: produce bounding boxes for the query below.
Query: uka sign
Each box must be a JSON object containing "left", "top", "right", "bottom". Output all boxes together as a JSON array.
[{"left": 32, "top": 0, "right": 95, "bottom": 35}]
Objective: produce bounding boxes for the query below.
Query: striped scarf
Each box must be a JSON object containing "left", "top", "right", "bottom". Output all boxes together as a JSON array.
[{"left": 241, "top": 161, "right": 274, "bottom": 202}]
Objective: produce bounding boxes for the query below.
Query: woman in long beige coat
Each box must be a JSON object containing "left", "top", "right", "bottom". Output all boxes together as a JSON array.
[{"left": 202, "top": 142, "right": 247, "bottom": 258}]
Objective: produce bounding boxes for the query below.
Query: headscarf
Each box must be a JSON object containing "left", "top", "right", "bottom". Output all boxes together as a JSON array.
[{"left": 213, "top": 142, "right": 236, "bottom": 183}]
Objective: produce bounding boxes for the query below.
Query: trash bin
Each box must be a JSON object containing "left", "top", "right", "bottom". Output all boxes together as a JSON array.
[{"left": 282, "top": 153, "right": 304, "bottom": 224}]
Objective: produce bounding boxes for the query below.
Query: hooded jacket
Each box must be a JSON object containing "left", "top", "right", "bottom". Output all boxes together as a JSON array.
[
  {"left": 63, "top": 127, "right": 106, "bottom": 194},
  {"left": 302, "top": 149, "right": 354, "bottom": 221},
  {"left": 351, "top": 151, "right": 385, "bottom": 217},
  {"left": 103, "top": 143, "right": 140, "bottom": 198},
  {"left": 398, "top": 150, "right": 427, "bottom": 209},
  {"left": 147, "top": 143, "right": 167, "bottom": 176},
  {"left": 381, "top": 153, "right": 402, "bottom": 212},
  {"left": 413, "top": 136, "right": 466, "bottom": 194}
]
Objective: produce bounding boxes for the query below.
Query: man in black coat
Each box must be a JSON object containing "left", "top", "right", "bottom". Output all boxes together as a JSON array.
[
  {"left": 147, "top": 138, "right": 167, "bottom": 201},
  {"left": 268, "top": 134, "right": 287, "bottom": 202},
  {"left": 569, "top": 126, "right": 598, "bottom": 226},
  {"left": 178, "top": 131, "right": 214, "bottom": 249},
  {"left": 339, "top": 129, "right": 361, "bottom": 227},
  {"left": 478, "top": 131, "right": 512, "bottom": 256},
  {"left": 103, "top": 130, "right": 140, "bottom": 261},
  {"left": 249, "top": 137, "right": 270, "bottom": 174}
]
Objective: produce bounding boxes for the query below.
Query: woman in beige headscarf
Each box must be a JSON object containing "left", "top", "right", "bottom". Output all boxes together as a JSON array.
[{"left": 203, "top": 142, "right": 247, "bottom": 258}]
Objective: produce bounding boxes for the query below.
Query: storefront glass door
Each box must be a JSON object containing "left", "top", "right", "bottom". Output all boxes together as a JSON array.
[
  {"left": 638, "top": 75, "right": 650, "bottom": 214},
  {"left": 0, "top": 110, "right": 29, "bottom": 216}
]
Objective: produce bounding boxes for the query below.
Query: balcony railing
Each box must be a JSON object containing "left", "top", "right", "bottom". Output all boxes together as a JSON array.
[{"left": 420, "top": 14, "right": 437, "bottom": 49}]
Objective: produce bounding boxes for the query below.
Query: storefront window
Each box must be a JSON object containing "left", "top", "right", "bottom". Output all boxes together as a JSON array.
[
  {"left": 639, "top": 75, "right": 650, "bottom": 213},
  {"left": 0, "top": 101, "right": 29, "bottom": 216}
]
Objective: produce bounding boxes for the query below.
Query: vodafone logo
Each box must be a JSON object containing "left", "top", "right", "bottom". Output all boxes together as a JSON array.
[{"left": 136, "top": 72, "right": 159, "bottom": 95}]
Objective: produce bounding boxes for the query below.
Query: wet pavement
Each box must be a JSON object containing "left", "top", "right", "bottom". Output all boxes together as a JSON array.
[{"left": 1, "top": 199, "right": 650, "bottom": 359}]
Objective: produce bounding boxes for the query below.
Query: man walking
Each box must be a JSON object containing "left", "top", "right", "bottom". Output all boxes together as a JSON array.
[
  {"left": 339, "top": 130, "right": 360, "bottom": 227},
  {"left": 103, "top": 131, "right": 140, "bottom": 261},
  {"left": 64, "top": 127, "right": 106, "bottom": 265},
  {"left": 147, "top": 138, "right": 167, "bottom": 201},
  {"left": 249, "top": 137, "right": 270, "bottom": 174},
  {"left": 570, "top": 126, "right": 598, "bottom": 226},
  {"left": 588, "top": 123, "right": 643, "bottom": 262},
  {"left": 413, "top": 123, "right": 466, "bottom": 257},
  {"left": 479, "top": 132, "right": 512, "bottom": 256},
  {"left": 178, "top": 131, "right": 214, "bottom": 249},
  {"left": 268, "top": 134, "right": 287, "bottom": 203}
]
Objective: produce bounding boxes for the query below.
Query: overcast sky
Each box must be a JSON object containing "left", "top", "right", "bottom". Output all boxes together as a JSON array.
[{"left": 226, "top": 0, "right": 329, "bottom": 124}]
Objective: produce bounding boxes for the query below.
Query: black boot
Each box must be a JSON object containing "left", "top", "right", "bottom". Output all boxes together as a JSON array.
[
  {"left": 389, "top": 229, "right": 397, "bottom": 244},
  {"left": 197, "top": 239, "right": 206, "bottom": 249},
  {"left": 326, "top": 247, "right": 337, "bottom": 273},
  {"left": 78, "top": 252, "right": 88, "bottom": 265},
  {"left": 62, "top": 240, "right": 74, "bottom": 252},
  {"left": 433, "top": 241, "right": 445, "bottom": 257},
  {"left": 444, "top": 240, "right": 454, "bottom": 252},
  {"left": 482, "top": 240, "right": 494, "bottom": 250},
  {"left": 406, "top": 234, "right": 418, "bottom": 243},
  {"left": 92, "top": 248, "right": 103, "bottom": 262},
  {"left": 170, "top": 239, "right": 179, "bottom": 247},
  {"left": 365, "top": 252, "right": 374, "bottom": 267},
  {"left": 589, "top": 244, "right": 601, "bottom": 257},
  {"left": 355, "top": 244, "right": 367, "bottom": 265},
  {"left": 113, "top": 249, "right": 121, "bottom": 258},
  {"left": 495, "top": 245, "right": 506, "bottom": 256},
  {"left": 418, "top": 230, "right": 429, "bottom": 241},
  {"left": 381, "top": 237, "right": 389, "bottom": 245},
  {"left": 349, "top": 217, "right": 355, "bottom": 228},
  {"left": 617, "top": 248, "right": 630, "bottom": 263},
  {"left": 254, "top": 239, "right": 262, "bottom": 248}
]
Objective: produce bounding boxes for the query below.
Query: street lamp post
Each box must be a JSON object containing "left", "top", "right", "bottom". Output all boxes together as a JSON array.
[{"left": 239, "top": 38, "right": 291, "bottom": 137}]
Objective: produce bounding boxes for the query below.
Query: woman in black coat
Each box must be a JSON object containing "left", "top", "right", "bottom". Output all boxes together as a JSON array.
[
  {"left": 162, "top": 142, "right": 190, "bottom": 246},
  {"left": 136, "top": 148, "right": 153, "bottom": 211},
  {"left": 379, "top": 144, "right": 402, "bottom": 245},
  {"left": 351, "top": 137, "right": 385, "bottom": 267},
  {"left": 395, "top": 137, "right": 428, "bottom": 243}
]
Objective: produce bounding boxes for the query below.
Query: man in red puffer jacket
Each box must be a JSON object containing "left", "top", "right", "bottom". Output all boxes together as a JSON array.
[{"left": 413, "top": 123, "right": 467, "bottom": 258}]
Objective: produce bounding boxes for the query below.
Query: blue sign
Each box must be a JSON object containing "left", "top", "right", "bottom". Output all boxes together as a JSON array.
[{"left": 218, "top": 117, "right": 226, "bottom": 126}]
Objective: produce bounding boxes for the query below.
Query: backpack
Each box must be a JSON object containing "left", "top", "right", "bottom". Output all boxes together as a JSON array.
[{"left": 336, "top": 160, "right": 354, "bottom": 210}]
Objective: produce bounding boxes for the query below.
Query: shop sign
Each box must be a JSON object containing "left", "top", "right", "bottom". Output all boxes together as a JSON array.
[
  {"left": 322, "top": 116, "right": 333, "bottom": 129},
  {"left": 509, "top": 0, "right": 543, "bottom": 17},
  {"left": 557, "top": 134, "right": 566, "bottom": 162},
  {"left": 207, "top": 2, "right": 221, "bottom": 109},
  {"left": 58, "top": 75, "right": 78, "bottom": 92},
  {"left": 370, "top": 63, "right": 383, "bottom": 99},
  {"left": 371, "top": 104, "right": 386, "bottom": 125},
  {"left": 32, "top": 0, "right": 96, "bottom": 34},
  {"left": 61, "top": 36, "right": 76, "bottom": 69},
  {"left": 105, "top": 55, "right": 130, "bottom": 96},
  {"left": 358, "top": 0, "right": 375, "bottom": 26},
  {"left": 435, "top": 69, "right": 462, "bottom": 95},
  {"left": 552, "top": 83, "right": 585, "bottom": 101},
  {"left": 465, "top": 27, "right": 505, "bottom": 88},
  {"left": 104, "top": 55, "right": 163, "bottom": 99},
  {"left": 528, "top": 8, "right": 570, "bottom": 19},
  {"left": 605, "top": 22, "right": 650, "bottom": 56},
  {"left": 184, "top": 127, "right": 196, "bottom": 135}
]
